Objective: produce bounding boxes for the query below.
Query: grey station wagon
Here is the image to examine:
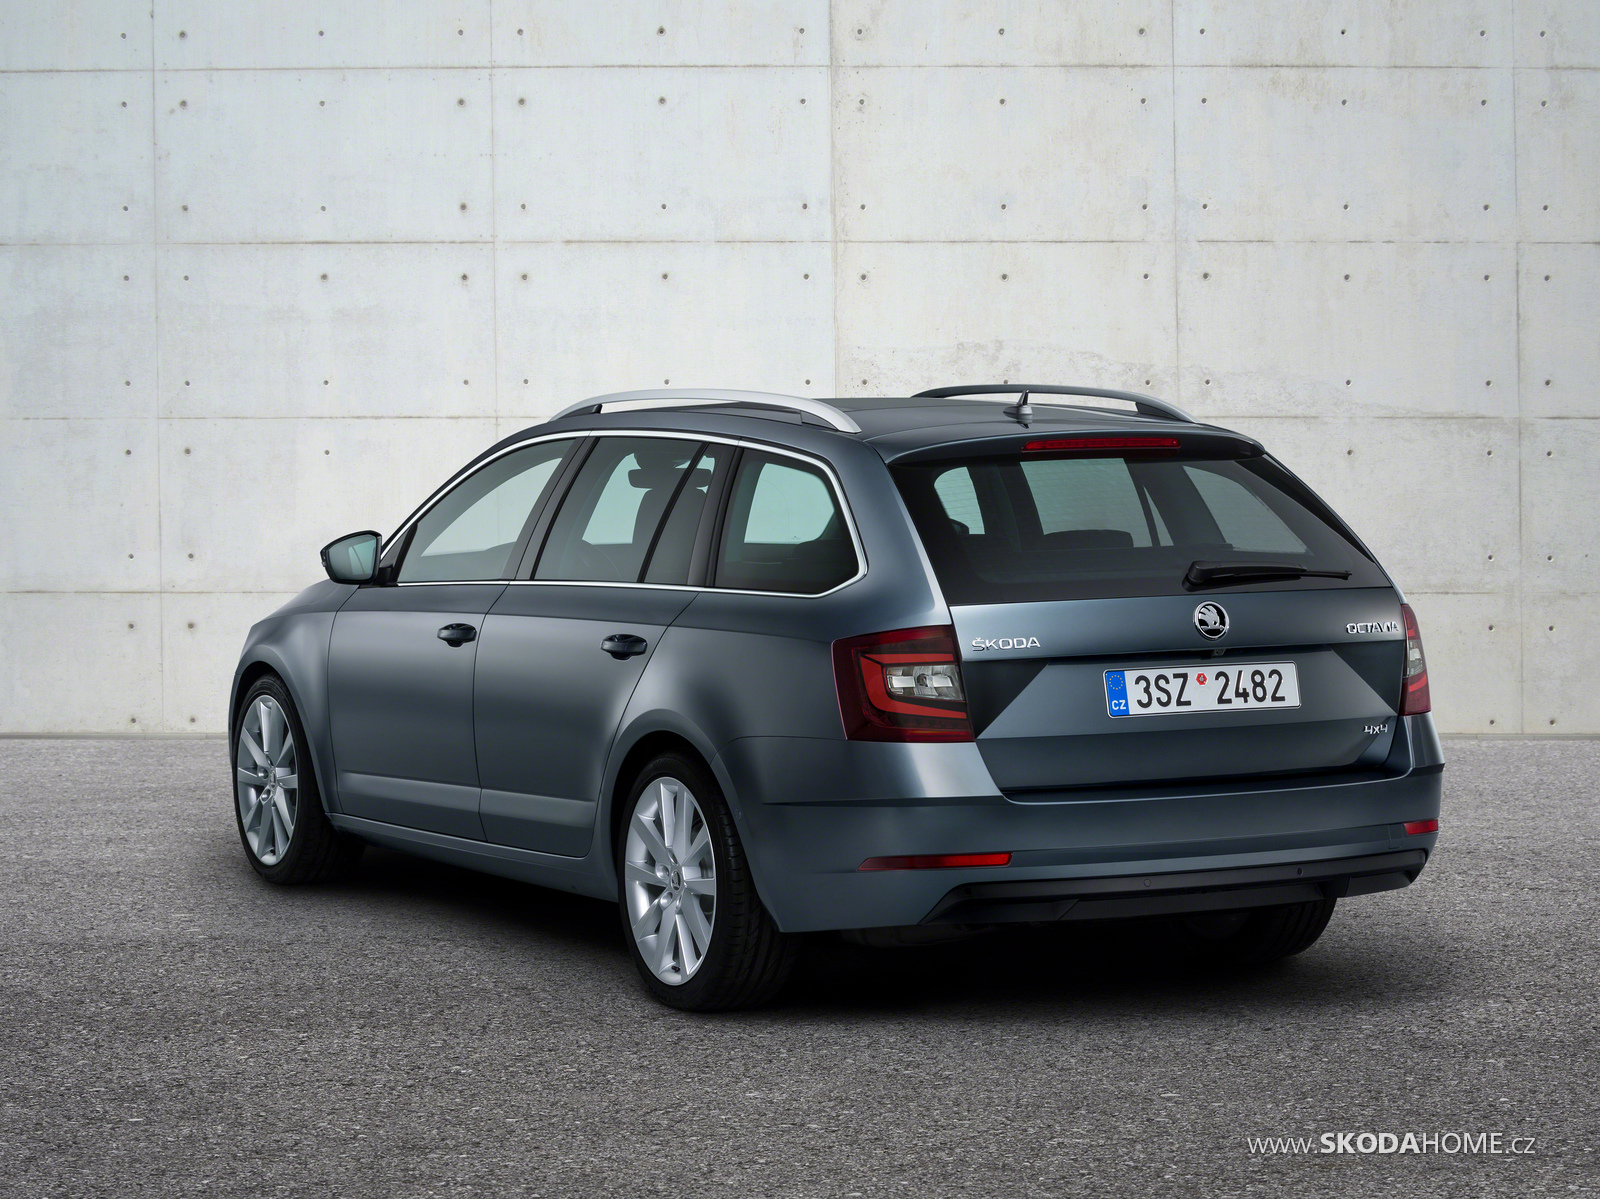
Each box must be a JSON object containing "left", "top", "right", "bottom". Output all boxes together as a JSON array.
[{"left": 230, "top": 385, "right": 1442, "bottom": 1010}]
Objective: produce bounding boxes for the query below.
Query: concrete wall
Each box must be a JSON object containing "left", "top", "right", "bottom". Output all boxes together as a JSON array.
[{"left": 1, "top": 1, "right": 1596, "bottom": 735}]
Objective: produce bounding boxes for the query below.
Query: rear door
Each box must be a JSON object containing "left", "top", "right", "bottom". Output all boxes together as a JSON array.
[
  {"left": 893, "top": 438, "right": 1406, "bottom": 791},
  {"left": 473, "top": 436, "right": 726, "bottom": 856}
]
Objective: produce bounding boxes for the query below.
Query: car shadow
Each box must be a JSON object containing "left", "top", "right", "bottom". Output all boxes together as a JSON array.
[
  {"left": 318, "top": 846, "right": 1452, "bottom": 1020},
  {"left": 784, "top": 921, "right": 1436, "bottom": 1019},
  {"left": 338, "top": 844, "right": 624, "bottom": 951}
]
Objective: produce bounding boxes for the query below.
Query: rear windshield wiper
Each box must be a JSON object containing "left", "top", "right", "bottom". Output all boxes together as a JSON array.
[{"left": 1184, "top": 560, "right": 1352, "bottom": 590}]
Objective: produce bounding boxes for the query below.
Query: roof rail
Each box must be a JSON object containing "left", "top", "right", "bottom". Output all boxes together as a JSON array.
[
  {"left": 913, "top": 384, "right": 1196, "bottom": 424},
  {"left": 551, "top": 388, "right": 861, "bottom": 434}
]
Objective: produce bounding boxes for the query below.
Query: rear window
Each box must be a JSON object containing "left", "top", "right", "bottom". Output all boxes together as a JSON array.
[{"left": 894, "top": 450, "right": 1385, "bottom": 604}]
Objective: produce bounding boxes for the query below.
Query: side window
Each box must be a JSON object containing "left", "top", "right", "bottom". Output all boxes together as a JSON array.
[
  {"left": 1184, "top": 465, "right": 1307, "bottom": 554},
  {"left": 932, "top": 466, "right": 985, "bottom": 535},
  {"left": 642, "top": 444, "right": 726, "bottom": 585},
  {"left": 535, "top": 437, "right": 702, "bottom": 583},
  {"left": 398, "top": 439, "right": 573, "bottom": 583},
  {"left": 715, "top": 451, "right": 857, "bottom": 595}
]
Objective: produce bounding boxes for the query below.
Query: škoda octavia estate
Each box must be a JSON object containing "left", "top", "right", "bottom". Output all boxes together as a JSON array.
[{"left": 230, "top": 386, "right": 1442, "bottom": 1009}]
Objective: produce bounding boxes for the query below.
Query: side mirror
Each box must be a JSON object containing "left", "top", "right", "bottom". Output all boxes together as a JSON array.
[{"left": 320, "top": 530, "right": 382, "bottom": 584}]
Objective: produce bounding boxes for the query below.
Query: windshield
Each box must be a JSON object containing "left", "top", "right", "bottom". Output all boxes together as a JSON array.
[{"left": 893, "top": 450, "right": 1387, "bottom": 604}]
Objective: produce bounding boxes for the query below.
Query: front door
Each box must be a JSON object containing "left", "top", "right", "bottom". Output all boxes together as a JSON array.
[
  {"left": 327, "top": 436, "right": 577, "bottom": 837},
  {"left": 328, "top": 583, "right": 505, "bottom": 837},
  {"left": 475, "top": 436, "right": 724, "bottom": 855}
]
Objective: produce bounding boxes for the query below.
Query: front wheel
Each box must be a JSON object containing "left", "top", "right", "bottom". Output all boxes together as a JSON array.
[
  {"left": 233, "top": 675, "right": 362, "bottom": 884},
  {"left": 617, "top": 753, "right": 796, "bottom": 1010}
]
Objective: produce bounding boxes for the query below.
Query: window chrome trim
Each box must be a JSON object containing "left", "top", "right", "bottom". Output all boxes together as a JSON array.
[{"left": 385, "top": 428, "right": 868, "bottom": 598}]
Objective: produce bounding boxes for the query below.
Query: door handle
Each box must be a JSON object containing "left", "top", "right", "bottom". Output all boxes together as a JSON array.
[
  {"left": 437, "top": 623, "right": 477, "bottom": 646},
  {"left": 601, "top": 633, "right": 649, "bottom": 660}
]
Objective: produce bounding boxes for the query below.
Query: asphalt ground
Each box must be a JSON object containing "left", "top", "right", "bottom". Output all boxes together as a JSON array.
[{"left": 0, "top": 736, "right": 1595, "bottom": 1198}]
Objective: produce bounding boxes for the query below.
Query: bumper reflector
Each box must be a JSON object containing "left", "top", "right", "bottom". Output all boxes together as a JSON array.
[
  {"left": 1403, "top": 818, "right": 1439, "bottom": 835},
  {"left": 858, "top": 852, "right": 1011, "bottom": 872}
]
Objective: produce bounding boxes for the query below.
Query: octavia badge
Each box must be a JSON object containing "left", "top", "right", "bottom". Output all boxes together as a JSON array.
[{"left": 1194, "top": 602, "right": 1229, "bottom": 640}]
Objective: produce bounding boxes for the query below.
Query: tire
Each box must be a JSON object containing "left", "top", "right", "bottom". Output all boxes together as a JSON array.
[
  {"left": 1173, "top": 898, "right": 1337, "bottom": 966},
  {"left": 232, "top": 675, "right": 362, "bottom": 885},
  {"left": 616, "top": 752, "right": 797, "bottom": 1011}
]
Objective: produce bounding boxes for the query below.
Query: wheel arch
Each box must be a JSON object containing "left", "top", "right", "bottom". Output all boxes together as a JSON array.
[
  {"left": 229, "top": 658, "right": 279, "bottom": 732},
  {"left": 229, "top": 636, "right": 340, "bottom": 818},
  {"left": 598, "top": 719, "right": 742, "bottom": 895}
]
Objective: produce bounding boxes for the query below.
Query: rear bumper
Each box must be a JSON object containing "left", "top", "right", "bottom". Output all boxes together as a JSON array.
[
  {"left": 714, "top": 714, "right": 1443, "bottom": 934},
  {"left": 923, "top": 849, "right": 1427, "bottom": 924}
]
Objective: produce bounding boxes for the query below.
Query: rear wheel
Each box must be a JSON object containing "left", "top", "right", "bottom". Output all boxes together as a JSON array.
[
  {"left": 1173, "top": 898, "right": 1337, "bottom": 965},
  {"left": 617, "top": 752, "right": 796, "bottom": 1010},
  {"left": 233, "top": 675, "right": 362, "bottom": 884}
]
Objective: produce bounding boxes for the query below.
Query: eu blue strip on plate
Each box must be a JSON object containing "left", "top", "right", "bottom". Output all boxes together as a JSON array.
[{"left": 1104, "top": 670, "right": 1129, "bottom": 717}]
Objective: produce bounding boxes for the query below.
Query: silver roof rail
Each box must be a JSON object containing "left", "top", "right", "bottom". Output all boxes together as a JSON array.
[
  {"left": 551, "top": 388, "right": 862, "bottom": 434},
  {"left": 913, "top": 384, "right": 1196, "bottom": 424}
]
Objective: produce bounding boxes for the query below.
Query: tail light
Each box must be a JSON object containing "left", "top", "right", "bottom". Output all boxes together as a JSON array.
[
  {"left": 833, "top": 625, "right": 974, "bottom": 742},
  {"left": 1399, "top": 603, "right": 1431, "bottom": 715},
  {"left": 1404, "top": 819, "right": 1439, "bottom": 835}
]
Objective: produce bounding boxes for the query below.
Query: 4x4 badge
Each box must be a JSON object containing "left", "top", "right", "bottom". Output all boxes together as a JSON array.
[{"left": 1194, "top": 602, "right": 1229, "bottom": 639}]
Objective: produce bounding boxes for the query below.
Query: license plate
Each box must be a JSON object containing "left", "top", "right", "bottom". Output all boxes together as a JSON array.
[{"left": 1104, "top": 662, "right": 1300, "bottom": 718}]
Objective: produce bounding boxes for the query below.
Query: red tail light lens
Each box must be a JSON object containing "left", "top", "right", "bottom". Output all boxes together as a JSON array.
[
  {"left": 859, "top": 852, "right": 1011, "bottom": 871},
  {"left": 1404, "top": 819, "right": 1439, "bottom": 835},
  {"left": 1399, "top": 603, "right": 1431, "bottom": 715},
  {"left": 833, "top": 625, "right": 974, "bottom": 742},
  {"left": 1023, "top": 436, "right": 1181, "bottom": 452}
]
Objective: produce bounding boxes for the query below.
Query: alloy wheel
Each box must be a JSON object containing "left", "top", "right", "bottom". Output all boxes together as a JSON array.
[
  {"left": 235, "top": 695, "right": 299, "bottom": 866},
  {"left": 623, "top": 777, "right": 717, "bottom": 985}
]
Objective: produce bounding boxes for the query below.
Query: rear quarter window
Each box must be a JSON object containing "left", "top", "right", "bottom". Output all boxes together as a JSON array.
[{"left": 715, "top": 451, "right": 858, "bottom": 595}]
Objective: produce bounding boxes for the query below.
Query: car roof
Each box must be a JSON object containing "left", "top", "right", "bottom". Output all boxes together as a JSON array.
[{"left": 507, "top": 391, "right": 1252, "bottom": 465}]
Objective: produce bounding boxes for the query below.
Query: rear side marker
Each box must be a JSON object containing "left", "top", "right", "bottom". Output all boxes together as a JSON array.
[
  {"left": 859, "top": 852, "right": 1011, "bottom": 872},
  {"left": 1404, "top": 819, "right": 1439, "bottom": 835}
]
